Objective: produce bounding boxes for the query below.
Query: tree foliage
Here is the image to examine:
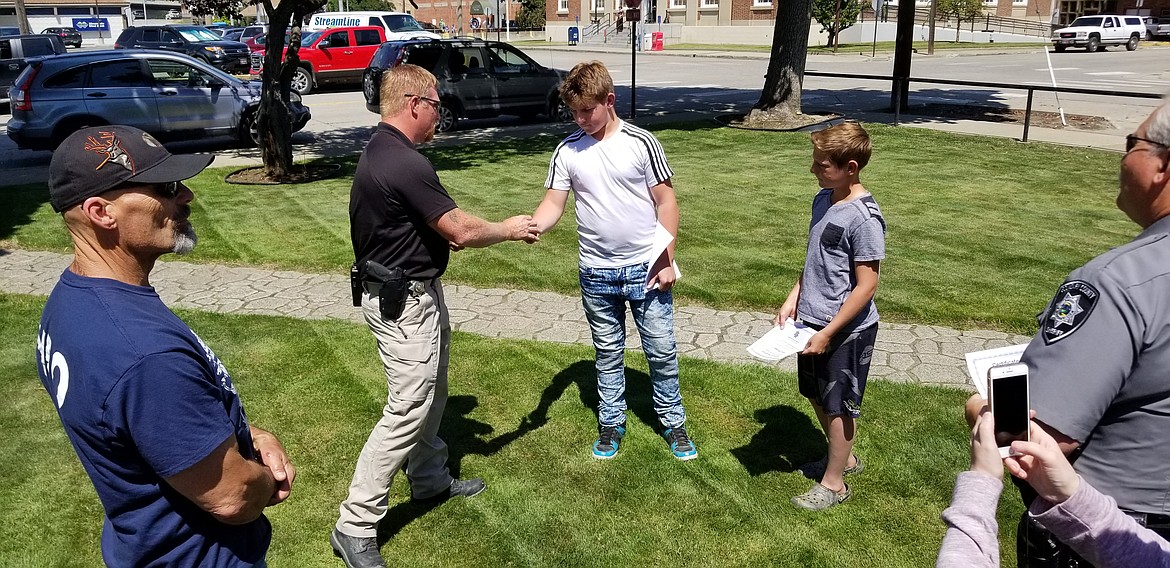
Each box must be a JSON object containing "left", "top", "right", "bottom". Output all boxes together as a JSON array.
[
  {"left": 186, "top": 0, "right": 327, "bottom": 179},
  {"left": 322, "top": 0, "right": 397, "bottom": 12},
  {"left": 517, "top": 0, "right": 546, "bottom": 29},
  {"left": 936, "top": 0, "right": 983, "bottom": 40},
  {"left": 811, "top": 0, "right": 865, "bottom": 47}
]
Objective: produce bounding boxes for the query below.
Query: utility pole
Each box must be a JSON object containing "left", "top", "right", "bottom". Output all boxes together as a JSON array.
[
  {"left": 15, "top": 0, "right": 31, "bottom": 34},
  {"left": 927, "top": 0, "right": 937, "bottom": 54}
]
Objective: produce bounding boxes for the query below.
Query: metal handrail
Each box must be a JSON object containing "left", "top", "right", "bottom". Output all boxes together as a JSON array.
[{"left": 803, "top": 70, "right": 1163, "bottom": 142}]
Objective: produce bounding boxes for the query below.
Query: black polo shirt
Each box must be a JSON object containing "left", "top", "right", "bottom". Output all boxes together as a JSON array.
[{"left": 350, "top": 123, "right": 458, "bottom": 280}]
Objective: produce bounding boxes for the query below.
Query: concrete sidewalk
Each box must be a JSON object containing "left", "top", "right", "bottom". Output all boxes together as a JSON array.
[{"left": 0, "top": 249, "right": 1028, "bottom": 391}]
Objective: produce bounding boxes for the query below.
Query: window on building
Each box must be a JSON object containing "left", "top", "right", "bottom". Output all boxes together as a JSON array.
[
  {"left": 752, "top": 0, "right": 772, "bottom": 6},
  {"left": 702, "top": 0, "right": 717, "bottom": 7},
  {"left": 558, "top": 0, "right": 569, "bottom": 11},
  {"left": 670, "top": 0, "right": 685, "bottom": 8}
]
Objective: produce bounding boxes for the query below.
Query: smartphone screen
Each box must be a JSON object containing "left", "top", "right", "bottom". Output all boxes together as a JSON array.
[{"left": 991, "top": 372, "right": 1029, "bottom": 449}]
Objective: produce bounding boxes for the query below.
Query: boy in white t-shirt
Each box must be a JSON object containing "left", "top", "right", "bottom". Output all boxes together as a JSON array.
[{"left": 532, "top": 61, "right": 696, "bottom": 461}]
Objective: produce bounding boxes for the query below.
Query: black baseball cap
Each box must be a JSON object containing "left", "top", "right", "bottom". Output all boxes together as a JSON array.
[{"left": 48, "top": 125, "right": 214, "bottom": 213}]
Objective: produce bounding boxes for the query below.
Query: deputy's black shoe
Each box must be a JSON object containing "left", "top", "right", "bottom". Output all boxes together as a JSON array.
[
  {"left": 413, "top": 478, "right": 487, "bottom": 502},
  {"left": 448, "top": 477, "right": 486, "bottom": 498},
  {"left": 330, "top": 528, "right": 386, "bottom": 568}
]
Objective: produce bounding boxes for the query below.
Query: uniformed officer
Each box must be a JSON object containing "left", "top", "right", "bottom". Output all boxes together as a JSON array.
[
  {"left": 330, "top": 63, "right": 539, "bottom": 568},
  {"left": 1015, "top": 101, "right": 1170, "bottom": 566}
]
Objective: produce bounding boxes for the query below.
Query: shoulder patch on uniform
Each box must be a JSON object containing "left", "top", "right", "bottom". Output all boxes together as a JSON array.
[{"left": 1040, "top": 280, "right": 1099, "bottom": 345}]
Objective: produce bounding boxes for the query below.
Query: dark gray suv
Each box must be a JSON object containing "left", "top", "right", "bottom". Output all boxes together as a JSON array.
[
  {"left": 115, "top": 25, "right": 251, "bottom": 74},
  {"left": 6, "top": 50, "right": 311, "bottom": 150},
  {"left": 362, "top": 38, "right": 569, "bottom": 132}
]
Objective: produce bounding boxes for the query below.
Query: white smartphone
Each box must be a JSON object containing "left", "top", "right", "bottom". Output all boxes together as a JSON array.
[{"left": 988, "top": 363, "right": 1030, "bottom": 458}]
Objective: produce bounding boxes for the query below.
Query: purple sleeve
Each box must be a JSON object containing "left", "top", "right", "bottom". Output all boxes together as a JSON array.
[
  {"left": 110, "top": 352, "right": 237, "bottom": 479},
  {"left": 936, "top": 471, "right": 1004, "bottom": 568},
  {"left": 1029, "top": 478, "right": 1170, "bottom": 568}
]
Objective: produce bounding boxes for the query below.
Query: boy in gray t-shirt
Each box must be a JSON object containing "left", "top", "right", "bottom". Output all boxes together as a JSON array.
[{"left": 775, "top": 122, "right": 886, "bottom": 511}]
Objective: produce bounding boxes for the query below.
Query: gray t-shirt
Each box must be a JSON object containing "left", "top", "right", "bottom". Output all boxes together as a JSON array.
[
  {"left": 797, "top": 189, "right": 886, "bottom": 332},
  {"left": 1022, "top": 214, "right": 1170, "bottom": 514}
]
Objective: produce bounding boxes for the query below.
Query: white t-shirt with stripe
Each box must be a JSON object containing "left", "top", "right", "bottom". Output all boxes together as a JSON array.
[{"left": 545, "top": 120, "right": 674, "bottom": 268}]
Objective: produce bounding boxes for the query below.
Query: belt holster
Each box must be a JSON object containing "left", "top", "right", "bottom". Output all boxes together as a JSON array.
[{"left": 358, "top": 261, "right": 408, "bottom": 320}]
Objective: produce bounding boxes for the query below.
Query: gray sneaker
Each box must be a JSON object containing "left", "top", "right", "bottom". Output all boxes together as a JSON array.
[{"left": 330, "top": 528, "right": 386, "bottom": 568}]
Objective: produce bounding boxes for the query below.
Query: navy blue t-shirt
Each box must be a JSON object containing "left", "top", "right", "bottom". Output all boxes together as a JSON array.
[{"left": 35, "top": 270, "right": 270, "bottom": 567}]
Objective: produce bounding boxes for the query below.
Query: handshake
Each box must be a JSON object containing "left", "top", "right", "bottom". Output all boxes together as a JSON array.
[{"left": 505, "top": 215, "right": 542, "bottom": 244}]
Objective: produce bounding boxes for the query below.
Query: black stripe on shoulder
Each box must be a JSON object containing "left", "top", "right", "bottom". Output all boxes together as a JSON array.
[{"left": 619, "top": 124, "right": 672, "bottom": 183}]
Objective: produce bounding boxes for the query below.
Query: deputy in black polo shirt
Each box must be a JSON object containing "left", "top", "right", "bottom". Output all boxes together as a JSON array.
[{"left": 332, "top": 63, "right": 540, "bottom": 568}]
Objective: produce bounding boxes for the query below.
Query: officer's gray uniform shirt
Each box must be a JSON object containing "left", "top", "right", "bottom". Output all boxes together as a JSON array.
[{"left": 1022, "top": 214, "right": 1170, "bottom": 514}]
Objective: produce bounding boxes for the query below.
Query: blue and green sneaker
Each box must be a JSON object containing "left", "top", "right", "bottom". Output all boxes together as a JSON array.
[
  {"left": 592, "top": 423, "right": 626, "bottom": 459},
  {"left": 663, "top": 426, "right": 698, "bottom": 461}
]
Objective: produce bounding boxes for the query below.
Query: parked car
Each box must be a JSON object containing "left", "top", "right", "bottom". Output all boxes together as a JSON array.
[
  {"left": 1144, "top": 16, "right": 1170, "bottom": 40},
  {"left": 210, "top": 26, "right": 243, "bottom": 38},
  {"left": 131, "top": 9, "right": 146, "bottom": 19},
  {"left": 0, "top": 26, "right": 22, "bottom": 37},
  {"left": 1051, "top": 15, "right": 1145, "bottom": 52},
  {"left": 164, "top": 9, "right": 182, "bottom": 20},
  {"left": 115, "top": 25, "right": 252, "bottom": 74},
  {"left": 6, "top": 50, "right": 310, "bottom": 149},
  {"left": 239, "top": 24, "right": 268, "bottom": 42},
  {"left": 362, "top": 38, "right": 569, "bottom": 132},
  {"left": 249, "top": 26, "right": 387, "bottom": 94},
  {"left": 40, "top": 27, "right": 82, "bottom": 48},
  {"left": 222, "top": 28, "right": 244, "bottom": 42},
  {"left": 1, "top": 34, "right": 68, "bottom": 105}
]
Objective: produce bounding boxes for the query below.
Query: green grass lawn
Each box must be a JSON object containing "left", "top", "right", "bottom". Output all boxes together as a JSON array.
[
  {"left": 0, "top": 122, "right": 1130, "bottom": 333},
  {"left": 0, "top": 293, "right": 1021, "bottom": 567}
]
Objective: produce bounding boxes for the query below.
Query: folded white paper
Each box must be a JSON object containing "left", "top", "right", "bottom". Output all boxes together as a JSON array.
[
  {"left": 645, "top": 222, "right": 682, "bottom": 290},
  {"left": 747, "top": 320, "right": 817, "bottom": 362},
  {"left": 964, "top": 343, "right": 1029, "bottom": 398}
]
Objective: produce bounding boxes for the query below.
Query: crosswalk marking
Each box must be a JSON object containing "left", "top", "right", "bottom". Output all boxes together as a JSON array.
[{"left": 1084, "top": 71, "right": 1137, "bottom": 76}]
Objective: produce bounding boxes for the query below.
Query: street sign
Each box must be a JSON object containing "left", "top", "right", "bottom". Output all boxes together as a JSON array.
[{"left": 72, "top": 18, "right": 110, "bottom": 31}]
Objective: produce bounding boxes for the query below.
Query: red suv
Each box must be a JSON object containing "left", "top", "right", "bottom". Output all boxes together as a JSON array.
[{"left": 250, "top": 26, "right": 385, "bottom": 94}]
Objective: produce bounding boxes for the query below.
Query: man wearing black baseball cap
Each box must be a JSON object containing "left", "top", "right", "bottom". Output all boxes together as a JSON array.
[{"left": 36, "top": 126, "right": 296, "bottom": 567}]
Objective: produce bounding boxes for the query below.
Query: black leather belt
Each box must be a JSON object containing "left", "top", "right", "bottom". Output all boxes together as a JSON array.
[{"left": 364, "top": 279, "right": 428, "bottom": 297}]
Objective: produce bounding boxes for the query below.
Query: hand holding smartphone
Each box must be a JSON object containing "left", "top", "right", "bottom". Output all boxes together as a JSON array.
[{"left": 988, "top": 363, "right": 1030, "bottom": 458}]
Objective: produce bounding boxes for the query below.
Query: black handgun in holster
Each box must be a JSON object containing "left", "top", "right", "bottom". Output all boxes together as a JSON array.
[{"left": 360, "top": 260, "right": 408, "bottom": 320}]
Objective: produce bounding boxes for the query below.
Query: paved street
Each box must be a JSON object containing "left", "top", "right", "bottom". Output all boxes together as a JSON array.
[{"left": 0, "top": 249, "right": 1028, "bottom": 391}]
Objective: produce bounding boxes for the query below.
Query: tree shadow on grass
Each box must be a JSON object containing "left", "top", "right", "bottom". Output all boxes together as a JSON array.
[{"left": 731, "top": 404, "right": 825, "bottom": 476}]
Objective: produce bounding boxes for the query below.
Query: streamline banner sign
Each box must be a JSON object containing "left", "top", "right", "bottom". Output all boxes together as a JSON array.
[{"left": 72, "top": 18, "right": 110, "bottom": 31}]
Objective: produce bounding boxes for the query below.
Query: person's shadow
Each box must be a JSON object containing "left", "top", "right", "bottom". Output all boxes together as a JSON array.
[
  {"left": 730, "top": 405, "right": 825, "bottom": 476},
  {"left": 374, "top": 359, "right": 660, "bottom": 545},
  {"left": 496, "top": 359, "right": 661, "bottom": 439},
  {"left": 375, "top": 394, "right": 495, "bottom": 545}
]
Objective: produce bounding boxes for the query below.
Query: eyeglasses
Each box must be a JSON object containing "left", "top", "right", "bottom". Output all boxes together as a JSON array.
[
  {"left": 1126, "top": 134, "right": 1168, "bottom": 153},
  {"left": 404, "top": 93, "right": 440, "bottom": 111},
  {"left": 152, "top": 181, "right": 181, "bottom": 198}
]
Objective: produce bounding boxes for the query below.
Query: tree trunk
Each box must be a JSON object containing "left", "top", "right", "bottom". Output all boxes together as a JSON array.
[
  {"left": 259, "top": 0, "right": 295, "bottom": 179},
  {"left": 746, "top": 0, "right": 813, "bottom": 124}
]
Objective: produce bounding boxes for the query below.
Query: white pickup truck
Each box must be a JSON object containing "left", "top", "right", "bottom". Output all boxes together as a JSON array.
[{"left": 1051, "top": 15, "right": 1145, "bottom": 52}]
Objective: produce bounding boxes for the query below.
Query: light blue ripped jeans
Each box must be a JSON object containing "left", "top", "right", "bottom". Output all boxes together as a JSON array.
[{"left": 579, "top": 261, "right": 687, "bottom": 429}]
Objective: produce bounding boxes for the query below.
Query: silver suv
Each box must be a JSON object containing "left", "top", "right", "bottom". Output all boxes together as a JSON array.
[{"left": 7, "top": 50, "right": 311, "bottom": 150}]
